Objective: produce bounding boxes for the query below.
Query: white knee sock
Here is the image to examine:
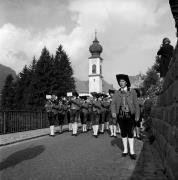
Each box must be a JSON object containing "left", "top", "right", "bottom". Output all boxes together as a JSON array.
[
  {"left": 72, "top": 123, "right": 75, "bottom": 134},
  {"left": 75, "top": 123, "right": 78, "bottom": 134},
  {"left": 82, "top": 125, "right": 85, "bottom": 132},
  {"left": 69, "top": 123, "right": 72, "bottom": 131},
  {"left": 92, "top": 125, "right": 95, "bottom": 134},
  {"left": 122, "top": 137, "right": 128, "bottom": 153},
  {"left": 50, "top": 125, "right": 55, "bottom": 135},
  {"left": 106, "top": 122, "right": 109, "bottom": 129},
  {"left": 101, "top": 124, "right": 104, "bottom": 132},
  {"left": 117, "top": 124, "right": 121, "bottom": 133},
  {"left": 84, "top": 124, "right": 87, "bottom": 131},
  {"left": 113, "top": 125, "right": 117, "bottom": 136},
  {"left": 109, "top": 125, "right": 113, "bottom": 136},
  {"left": 96, "top": 125, "right": 99, "bottom": 135},
  {"left": 128, "top": 138, "right": 135, "bottom": 154}
]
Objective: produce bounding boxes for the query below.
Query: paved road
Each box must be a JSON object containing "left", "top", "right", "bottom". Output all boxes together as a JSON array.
[{"left": 0, "top": 130, "right": 168, "bottom": 180}]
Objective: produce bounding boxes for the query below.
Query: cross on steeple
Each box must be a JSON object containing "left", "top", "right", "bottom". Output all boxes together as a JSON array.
[{"left": 95, "top": 29, "right": 97, "bottom": 39}]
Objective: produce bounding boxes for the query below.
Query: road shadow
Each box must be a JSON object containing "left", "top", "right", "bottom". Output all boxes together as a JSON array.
[
  {"left": 110, "top": 137, "right": 124, "bottom": 151},
  {"left": 0, "top": 145, "right": 45, "bottom": 171}
]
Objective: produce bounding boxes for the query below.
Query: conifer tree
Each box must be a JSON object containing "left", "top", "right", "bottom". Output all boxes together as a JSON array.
[
  {"left": 13, "top": 65, "right": 31, "bottom": 109},
  {"left": 25, "top": 56, "right": 38, "bottom": 109},
  {"left": 52, "top": 45, "right": 75, "bottom": 96},
  {"left": 1, "top": 74, "right": 15, "bottom": 110},
  {"left": 32, "top": 47, "right": 53, "bottom": 109}
]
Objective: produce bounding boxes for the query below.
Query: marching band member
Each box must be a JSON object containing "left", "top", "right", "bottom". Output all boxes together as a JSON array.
[
  {"left": 91, "top": 93, "right": 101, "bottom": 138},
  {"left": 45, "top": 94, "right": 58, "bottom": 136},
  {"left": 87, "top": 96, "right": 93, "bottom": 131},
  {"left": 69, "top": 92, "right": 81, "bottom": 136},
  {"left": 57, "top": 98, "right": 64, "bottom": 134},
  {"left": 100, "top": 94, "right": 110, "bottom": 134},
  {"left": 111, "top": 74, "right": 140, "bottom": 160},
  {"left": 80, "top": 96, "right": 89, "bottom": 133},
  {"left": 44, "top": 97, "right": 55, "bottom": 137},
  {"left": 66, "top": 97, "right": 72, "bottom": 132},
  {"left": 99, "top": 94, "right": 106, "bottom": 134},
  {"left": 108, "top": 89, "right": 117, "bottom": 137}
]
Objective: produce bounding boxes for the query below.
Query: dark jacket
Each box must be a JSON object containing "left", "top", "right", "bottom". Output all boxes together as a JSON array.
[
  {"left": 157, "top": 44, "right": 174, "bottom": 77},
  {"left": 111, "top": 88, "right": 140, "bottom": 120}
]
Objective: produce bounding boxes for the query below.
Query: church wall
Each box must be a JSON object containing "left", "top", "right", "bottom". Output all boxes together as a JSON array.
[{"left": 89, "top": 76, "right": 102, "bottom": 93}]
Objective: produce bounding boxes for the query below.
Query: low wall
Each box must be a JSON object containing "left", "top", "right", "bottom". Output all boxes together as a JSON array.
[{"left": 151, "top": 41, "right": 178, "bottom": 179}]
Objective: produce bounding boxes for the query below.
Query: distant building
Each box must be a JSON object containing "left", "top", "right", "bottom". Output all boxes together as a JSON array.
[{"left": 129, "top": 74, "right": 144, "bottom": 89}]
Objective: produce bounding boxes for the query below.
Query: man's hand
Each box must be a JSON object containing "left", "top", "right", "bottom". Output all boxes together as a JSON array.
[
  {"left": 135, "top": 117, "right": 139, "bottom": 122},
  {"left": 112, "top": 113, "right": 116, "bottom": 118}
]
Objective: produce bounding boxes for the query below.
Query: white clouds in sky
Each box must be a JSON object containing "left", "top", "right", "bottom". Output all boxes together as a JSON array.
[{"left": 0, "top": 0, "right": 176, "bottom": 88}]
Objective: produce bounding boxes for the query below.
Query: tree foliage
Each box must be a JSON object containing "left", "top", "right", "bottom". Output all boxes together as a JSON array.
[
  {"left": 143, "top": 66, "right": 159, "bottom": 92},
  {"left": 1, "top": 74, "right": 15, "bottom": 110},
  {"left": 1, "top": 45, "right": 76, "bottom": 110}
]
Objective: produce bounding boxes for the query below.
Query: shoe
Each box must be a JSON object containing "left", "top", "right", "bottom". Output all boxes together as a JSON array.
[
  {"left": 122, "top": 153, "right": 128, "bottom": 157},
  {"left": 114, "top": 135, "right": 117, "bottom": 138},
  {"left": 136, "top": 136, "right": 142, "bottom": 140},
  {"left": 49, "top": 134, "right": 55, "bottom": 137},
  {"left": 72, "top": 134, "right": 75, "bottom": 136},
  {"left": 75, "top": 134, "right": 78, "bottom": 136},
  {"left": 129, "top": 154, "right": 137, "bottom": 160},
  {"left": 93, "top": 135, "right": 98, "bottom": 138}
]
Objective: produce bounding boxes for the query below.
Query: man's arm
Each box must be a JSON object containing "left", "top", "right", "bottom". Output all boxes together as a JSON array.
[{"left": 111, "top": 93, "right": 117, "bottom": 118}]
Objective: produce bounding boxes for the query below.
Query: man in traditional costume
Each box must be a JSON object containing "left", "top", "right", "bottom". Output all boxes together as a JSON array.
[{"left": 111, "top": 74, "right": 140, "bottom": 159}]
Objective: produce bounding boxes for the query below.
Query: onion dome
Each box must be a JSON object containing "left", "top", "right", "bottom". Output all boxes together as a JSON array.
[{"left": 89, "top": 34, "right": 103, "bottom": 58}]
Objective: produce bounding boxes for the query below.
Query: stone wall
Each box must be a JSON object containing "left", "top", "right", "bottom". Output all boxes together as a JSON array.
[{"left": 151, "top": 40, "right": 178, "bottom": 179}]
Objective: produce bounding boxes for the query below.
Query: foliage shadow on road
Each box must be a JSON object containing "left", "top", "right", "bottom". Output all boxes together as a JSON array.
[{"left": 0, "top": 145, "right": 45, "bottom": 171}]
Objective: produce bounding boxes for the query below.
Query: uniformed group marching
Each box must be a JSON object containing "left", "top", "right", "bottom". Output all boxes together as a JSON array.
[{"left": 45, "top": 74, "right": 145, "bottom": 160}]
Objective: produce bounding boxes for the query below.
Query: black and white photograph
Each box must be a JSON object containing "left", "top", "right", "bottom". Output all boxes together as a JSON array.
[{"left": 0, "top": 0, "right": 178, "bottom": 179}]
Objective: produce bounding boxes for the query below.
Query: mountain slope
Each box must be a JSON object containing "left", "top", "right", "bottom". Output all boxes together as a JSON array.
[{"left": 0, "top": 64, "right": 16, "bottom": 93}]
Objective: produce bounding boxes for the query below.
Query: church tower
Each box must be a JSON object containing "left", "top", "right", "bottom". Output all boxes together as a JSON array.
[{"left": 88, "top": 33, "right": 103, "bottom": 93}]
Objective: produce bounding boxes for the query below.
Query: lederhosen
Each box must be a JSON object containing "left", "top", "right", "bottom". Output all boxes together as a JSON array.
[
  {"left": 51, "top": 100, "right": 58, "bottom": 125},
  {"left": 62, "top": 101, "right": 69, "bottom": 125},
  {"left": 99, "top": 100, "right": 106, "bottom": 124},
  {"left": 87, "top": 101, "right": 92, "bottom": 122},
  {"left": 117, "top": 90, "right": 135, "bottom": 138},
  {"left": 66, "top": 102, "right": 71, "bottom": 124},
  {"left": 102, "top": 100, "right": 110, "bottom": 124},
  {"left": 57, "top": 101, "right": 65, "bottom": 126},
  {"left": 92, "top": 100, "right": 101, "bottom": 125},
  {"left": 80, "top": 101, "right": 89, "bottom": 124},
  {"left": 45, "top": 101, "right": 54, "bottom": 126}
]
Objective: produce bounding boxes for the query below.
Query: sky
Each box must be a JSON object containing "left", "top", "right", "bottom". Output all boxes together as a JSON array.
[{"left": 0, "top": 0, "right": 177, "bottom": 88}]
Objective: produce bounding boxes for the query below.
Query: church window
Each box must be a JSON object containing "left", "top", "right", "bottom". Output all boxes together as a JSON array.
[
  {"left": 100, "top": 65, "right": 102, "bottom": 74},
  {"left": 92, "top": 64, "right": 96, "bottom": 74}
]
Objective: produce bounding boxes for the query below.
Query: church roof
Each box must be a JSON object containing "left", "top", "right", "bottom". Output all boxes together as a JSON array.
[{"left": 89, "top": 34, "right": 103, "bottom": 59}]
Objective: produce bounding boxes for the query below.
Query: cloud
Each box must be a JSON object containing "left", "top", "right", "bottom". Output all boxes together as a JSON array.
[{"left": 0, "top": 0, "right": 176, "bottom": 88}]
